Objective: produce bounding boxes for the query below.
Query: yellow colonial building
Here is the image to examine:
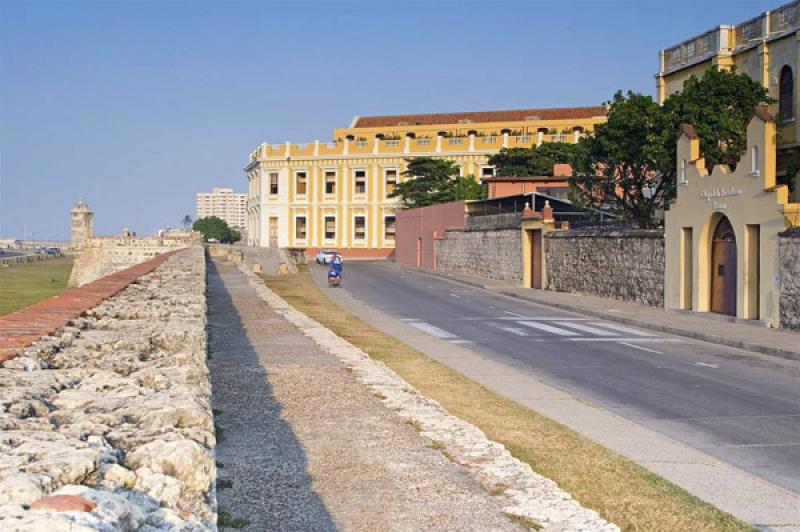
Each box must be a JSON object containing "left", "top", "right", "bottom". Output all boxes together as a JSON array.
[
  {"left": 656, "top": 0, "right": 800, "bottom": 199},
  {"left": 665, "top": 109, "right": 799, "bottom": 327},
  {"left": 245, "top": 106, "right": 606, "bottom": 257}
]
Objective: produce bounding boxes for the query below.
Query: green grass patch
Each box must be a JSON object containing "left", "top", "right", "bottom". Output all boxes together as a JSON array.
[
  {"left": 261, "top": 268, "right": 755, "bottom": 532},
  {"left": 0, "top": 257, "right": 74, "bottom": 316}
]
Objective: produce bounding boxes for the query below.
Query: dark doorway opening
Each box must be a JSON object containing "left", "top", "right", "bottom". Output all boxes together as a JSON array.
[{"left": 711, "top": 216, "right": 737, "bottom": 316}]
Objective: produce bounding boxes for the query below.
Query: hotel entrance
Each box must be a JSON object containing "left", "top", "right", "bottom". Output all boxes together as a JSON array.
[
  {"left": 710, "top": 216, "right": 736, "bottom": 316},
  {"left": 665, "top": 109, "right": 798, "bottom": 327}
]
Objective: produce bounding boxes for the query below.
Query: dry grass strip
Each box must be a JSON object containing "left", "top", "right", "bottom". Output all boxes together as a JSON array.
[{"left": 261, "top": 268, "right": 754, "bottom": 532}]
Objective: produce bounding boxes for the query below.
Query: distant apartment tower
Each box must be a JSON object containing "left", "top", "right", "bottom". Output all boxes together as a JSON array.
[{"left": 196, "top": 187, "right": 246, "bottom": 230}]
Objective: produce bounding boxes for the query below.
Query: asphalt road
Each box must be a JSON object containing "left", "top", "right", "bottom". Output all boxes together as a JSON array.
[{"left": 323, "top": 261, "right": 800, "bottom": 495}]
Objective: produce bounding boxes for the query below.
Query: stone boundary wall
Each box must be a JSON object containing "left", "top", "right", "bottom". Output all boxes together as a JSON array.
[
  {"left": 545, "top": 229, "right": 665, "bottom": 307},
  {"left": 68, "top": 234, "right": 201, "bottom": 288},
  {"left": 779, "top": 228, "right": 800, "bottom": 330},
  {"left": 0, "top": 250, "right": 179, "bottom": 364},
  {"left": 435, "top": 228, "right": 522, "bottom": 283},
  {"left": 0, "top": 247, "right": 215, "bottom": 530}
]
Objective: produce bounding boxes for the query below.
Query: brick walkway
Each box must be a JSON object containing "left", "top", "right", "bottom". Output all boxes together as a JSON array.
[{"left": 0, "top": 250, "right": 179, "bottom": 365}]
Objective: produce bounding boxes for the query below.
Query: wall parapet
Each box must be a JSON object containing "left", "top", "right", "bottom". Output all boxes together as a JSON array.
[
  {"left": 464, "top": 213, "right": 522, "bottom": 232},
  {"left": 545, "top": 228, "right": 664, "bottom": 239},
  {"left": 0, "top": 247, "right": 214, "bottom": 530}
]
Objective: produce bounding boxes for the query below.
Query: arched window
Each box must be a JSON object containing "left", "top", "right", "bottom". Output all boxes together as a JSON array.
[
  {"left": 751, "top": 145, "right": 759, "bottom": 175},
  {"left": 780, "top": 65, "right": 794, "bottom": 119}
]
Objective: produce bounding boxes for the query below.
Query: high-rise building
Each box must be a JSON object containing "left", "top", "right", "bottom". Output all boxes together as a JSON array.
[
  {"left": 245, "top": 106, "right": 606, "bottom": 257},
  {"left": 196, "top": 187, "right": 246, "bottom": 230}
]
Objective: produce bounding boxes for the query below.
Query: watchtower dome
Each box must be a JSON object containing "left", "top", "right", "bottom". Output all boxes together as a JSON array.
[{"left": 70, "top": 199, "right": 94, "bottom": 250}]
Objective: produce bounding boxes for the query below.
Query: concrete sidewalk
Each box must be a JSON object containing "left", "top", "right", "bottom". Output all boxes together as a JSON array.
[{"left": 400, "top": 264, "right": 800, "bottom": 362}]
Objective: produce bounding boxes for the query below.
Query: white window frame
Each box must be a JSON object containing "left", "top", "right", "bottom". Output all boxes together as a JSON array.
[
  {"left": 353, "top": 214, "right": 367, "bottom": 242},
  {"left": 295, "top": 170, "right": 308, "bottom": 197},
  {"left": 353, "top": 168, "right": 367, "bottom": 196},
  {"left": 323, "top": 168, "right": 337, "bottom": 196}
]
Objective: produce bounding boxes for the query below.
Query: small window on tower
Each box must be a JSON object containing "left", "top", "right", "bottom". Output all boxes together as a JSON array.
[
  {"left": 270, "top": 173, "right": 279, "bottom": 195},
  {"left": 296, "top": 172, "right": 307, "bottom": 195}
]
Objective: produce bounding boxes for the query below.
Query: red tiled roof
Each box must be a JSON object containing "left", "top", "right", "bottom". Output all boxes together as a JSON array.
[{"left": 352, "top": 106, "right": 606, "bottom": 128}]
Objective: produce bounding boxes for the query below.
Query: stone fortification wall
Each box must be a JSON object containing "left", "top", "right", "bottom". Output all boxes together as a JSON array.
[
  {"left": 435, "top": 230, "right": 522, "bottom": 282},
  {"left": 69, "top": 234, "right": 201, "bottom": 288},
  {"left": 0, "top": 247, "right": 216, "bottom": 530},
  {"left": 779, "top": 228, "right": 800, "bottom": 330},
  {"left": 207, "top": 244, "right": 304, "bottom": 274},
  {"left": 545, "top": 229, "right": 665, "bottom": 307}
]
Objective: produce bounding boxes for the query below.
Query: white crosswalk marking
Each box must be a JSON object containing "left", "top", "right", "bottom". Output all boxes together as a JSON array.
[
  {"left": 502, "top": 327, "right": 529, "bottom": 337},
  {"left": 555, "top": 322, "right": 618, "bottom": 337},
  {"left": 518, "top": 321, "right": 581, "bottom": 336},
  {"left": 409, "top": 321, "right": 456, "bottom": 339},
  {"left": 589, "top": 322, "right": 655, "bottom": 336}
]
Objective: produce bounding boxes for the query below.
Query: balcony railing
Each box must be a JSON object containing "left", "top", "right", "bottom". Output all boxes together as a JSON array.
[
  {"left": 251, "top": 131, "right": 587, "bottom": 161},
  {"left": 663, "top": 27, "right": 723, "bottom": 71}
]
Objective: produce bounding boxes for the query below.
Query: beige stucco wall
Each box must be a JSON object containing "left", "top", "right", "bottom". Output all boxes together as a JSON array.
[{"left": 665, "top": 113, "right": 795, "bottom": 327}]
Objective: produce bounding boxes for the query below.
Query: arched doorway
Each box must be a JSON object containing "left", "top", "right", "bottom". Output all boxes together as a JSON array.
[{"left": 710, "top": 216, "right": 737, "bottom": 316}]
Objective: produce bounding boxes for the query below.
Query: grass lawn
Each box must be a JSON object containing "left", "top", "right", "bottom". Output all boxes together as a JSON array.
[
  {"left": 262, "top": 266, "right": 754, "bottom": 532},
  {"left": 0, "top": 257, "right": 74, "bottom": 316}
]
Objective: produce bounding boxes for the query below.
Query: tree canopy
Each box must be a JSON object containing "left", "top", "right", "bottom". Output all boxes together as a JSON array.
[
  {"left": 488, "top": 142, "right": 578, "bottom": 176},
  {"left": 570, "top": 68, "right": 774, "bottom": 227},
  {"left": 192, "top": 216, "right": 241, "bottom": 243},
  {"left": 389, "top": 157, "right": 486, "bottom": 208}
]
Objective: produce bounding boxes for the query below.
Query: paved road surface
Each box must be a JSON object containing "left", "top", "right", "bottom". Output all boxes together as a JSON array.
[{"left": 321, "top": 261, "right": 800, "bottom": 496}]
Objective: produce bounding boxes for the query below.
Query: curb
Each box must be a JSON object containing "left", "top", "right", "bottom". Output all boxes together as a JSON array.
[{"left": 398, "top": 265, "right": 800, "bottom": 363}]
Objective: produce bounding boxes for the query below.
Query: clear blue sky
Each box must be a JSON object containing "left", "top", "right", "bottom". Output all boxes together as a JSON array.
[{"left": 0, "top": 0, "right": 777, "bottom": 238}]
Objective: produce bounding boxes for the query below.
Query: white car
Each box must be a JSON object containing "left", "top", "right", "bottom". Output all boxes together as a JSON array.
[{"left": 315, "top": 250, "right": 338, "bottom": 264}]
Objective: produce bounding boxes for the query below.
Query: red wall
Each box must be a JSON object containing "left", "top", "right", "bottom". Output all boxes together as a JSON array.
[{"left": 396, "top": 201, "right": 466, "bottom": 268}]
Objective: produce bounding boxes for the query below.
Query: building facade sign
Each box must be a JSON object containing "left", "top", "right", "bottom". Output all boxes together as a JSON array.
[{"left": 664, "top": 109, "right": 799, "bottom": 327}]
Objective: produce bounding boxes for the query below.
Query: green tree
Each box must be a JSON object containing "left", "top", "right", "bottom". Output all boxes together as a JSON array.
[
  {"left": 182, "top": 214, "right": 193, "bottom": 229},
  {"left": 570, "top": 91, "right": 666, "bottom": 227},
  {"left": 488, "top": 142, "right": 577, "bottom": 176},
  {"left": 389, "top": 157, "right": 486, "bottom": 208},
  {"left": 571, "top": 68, "right": 775, "bottom": 227},
  {"left": 660, "top": 67, "right": 774, "bottom": 170},
  {"left": 193, "top": 216, "right": 237, "bottom": 243}
]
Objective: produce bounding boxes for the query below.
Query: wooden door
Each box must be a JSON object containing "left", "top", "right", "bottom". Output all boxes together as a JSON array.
[
  {"left": 531, "top": 230, "right": 542, "bottom": 289},
  {"left": 269, "top": 217, "right": 278, "bottom": 248},
  {"left": 710, "top": 217, "right": 736, "bottom": 316}
]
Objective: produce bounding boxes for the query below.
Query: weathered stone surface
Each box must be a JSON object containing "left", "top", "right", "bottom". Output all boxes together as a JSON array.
[
  {"left": 779, "top": 228, "right": 800, "bottom": 330},
  {"left": 0, "top": 247, "right": 214, "bottom": 530},
  {"left": 436, "top": 228, "right": 523, "bottom": 282},
  {"left": 545, "top": 228, "right": 665, "bottom": 307}
]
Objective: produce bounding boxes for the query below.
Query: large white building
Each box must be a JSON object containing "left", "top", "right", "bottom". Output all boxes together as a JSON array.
[{"left": 196, "top": 187, "right": 246, "bottom": 230}]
